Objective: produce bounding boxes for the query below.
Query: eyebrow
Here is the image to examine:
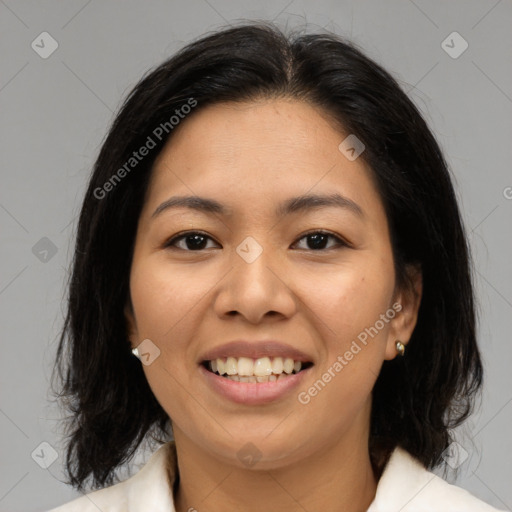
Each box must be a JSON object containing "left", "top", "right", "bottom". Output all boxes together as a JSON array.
[{"left": 151, "top": 193, "right": 364, "bottom": 219}]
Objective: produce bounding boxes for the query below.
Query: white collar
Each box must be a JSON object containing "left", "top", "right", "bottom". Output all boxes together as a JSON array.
[
  {"left": 366, "top": 445, "right": 501, "bottom": 511},
  {"left": 52, "top": 441, "right": 501, "bottom": 511}
]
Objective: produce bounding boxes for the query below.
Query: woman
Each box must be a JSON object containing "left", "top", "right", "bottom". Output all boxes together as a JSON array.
[{"left": 47, "top": 22, "right": 504, "bottom": 512}]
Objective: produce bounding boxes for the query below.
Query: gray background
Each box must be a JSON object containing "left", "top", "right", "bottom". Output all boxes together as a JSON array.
[{"left": 1, "top": 1, "right": 511, "bottom": 511}]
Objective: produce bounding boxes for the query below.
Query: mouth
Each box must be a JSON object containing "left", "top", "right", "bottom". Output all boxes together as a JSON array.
[{"left": 201, "top": 356, "right": 314, "bottom": 383}]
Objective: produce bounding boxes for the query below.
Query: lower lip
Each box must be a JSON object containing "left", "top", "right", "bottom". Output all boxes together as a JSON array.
[{"left": 199, "top": 364, "right": 312, "bottom": 405}]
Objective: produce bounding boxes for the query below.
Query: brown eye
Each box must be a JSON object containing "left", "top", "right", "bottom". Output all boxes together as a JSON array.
[
  {"left": 293, "top": 231, "right": 348, "bottom": 251},
  {"left": 164, "top": 230, "right": 348, "bottom": 252},
  {"left": 165, "top": 232, "right": 219, "bottom": 251}
]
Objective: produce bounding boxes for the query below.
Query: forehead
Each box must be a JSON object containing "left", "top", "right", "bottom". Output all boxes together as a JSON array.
[
  {"left": 154, "top": 98, "right": 344, "bottom": 168},
  {"left": 142, "top": 99, "right": 383, "bottom": 222}
]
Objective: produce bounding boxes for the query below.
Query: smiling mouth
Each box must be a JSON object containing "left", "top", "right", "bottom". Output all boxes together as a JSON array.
[{"left": 201, "top": 356, "right": 314, "bottom": 383}]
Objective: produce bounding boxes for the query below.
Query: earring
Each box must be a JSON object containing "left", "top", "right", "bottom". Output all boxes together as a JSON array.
[
  {"left": 395, "top": 340, "right": 405, "bottom": 356},
  {"left": 132, "top": 347, "right": 140, "bottom": 359}
]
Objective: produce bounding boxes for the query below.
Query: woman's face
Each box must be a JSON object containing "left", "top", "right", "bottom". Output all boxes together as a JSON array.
[{"left": 126, "top": 98, "right": 421, "bottom": 468}]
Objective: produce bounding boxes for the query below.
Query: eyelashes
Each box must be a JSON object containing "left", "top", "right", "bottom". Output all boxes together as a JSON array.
[
  {"left": 164, "top": 231, "right": 217, "bottom": 251},
  {"left": 163, "top": 230, "right": 350, "bottom": 252},
  {"left": 293, "top": 230, "right": 349, "bottom": 251}
]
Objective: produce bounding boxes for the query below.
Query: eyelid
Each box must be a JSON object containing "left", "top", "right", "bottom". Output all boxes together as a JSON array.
[
  {"left": 163, "top": 229, "right": 351, "bottom": 251},
  {"left": 163, "top": 230, "right": 220, "bottom": 250},
  {"left": 292, "top": 229, "right": 351, "bottom": 250}
]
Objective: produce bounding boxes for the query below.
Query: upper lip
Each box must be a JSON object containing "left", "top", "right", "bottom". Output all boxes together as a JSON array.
[{"left": 198, "top": 340, "right": 314, "bottom": 363}]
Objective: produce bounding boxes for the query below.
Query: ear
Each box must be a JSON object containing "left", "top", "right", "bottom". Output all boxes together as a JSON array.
[
  {"left": 124, "top": 299, "right": 139, "bottom": 350},
  {"left": 384, "top": 264, "right": 422, "bottom": 361}
]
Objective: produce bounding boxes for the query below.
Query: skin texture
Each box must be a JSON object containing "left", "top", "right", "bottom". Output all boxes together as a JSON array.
[{"left": 125, "top": 98, "right": 422, "bottom": 512}]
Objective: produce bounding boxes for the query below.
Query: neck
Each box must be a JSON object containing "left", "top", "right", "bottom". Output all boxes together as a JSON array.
[{"left": 172, "top": 404, "right": 377, "bottom": 512}]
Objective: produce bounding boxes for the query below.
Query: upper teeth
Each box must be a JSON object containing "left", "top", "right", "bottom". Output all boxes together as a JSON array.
[{"left": 210, "top": 356, "right": 302, "bottom": 376}]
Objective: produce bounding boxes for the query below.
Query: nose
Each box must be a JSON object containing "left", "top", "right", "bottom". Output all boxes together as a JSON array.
[{"left": 213, "top": 239, "right": 297, "bottom": 324}]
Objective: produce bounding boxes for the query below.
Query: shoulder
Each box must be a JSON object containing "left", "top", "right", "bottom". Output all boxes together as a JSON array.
[
  {"left": 368, "top": 446, "right": 505, "bottom": 512},
  {"left": 45, "top": 442, "right": 177, "bottom": 512},
  {"left": 45, "top": 482, "right": 128, "bottom": 512}
]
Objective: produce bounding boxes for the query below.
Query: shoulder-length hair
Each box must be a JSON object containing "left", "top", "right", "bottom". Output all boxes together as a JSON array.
[{"left": 51, "top": 21, "right": 482, "bottom": 492}]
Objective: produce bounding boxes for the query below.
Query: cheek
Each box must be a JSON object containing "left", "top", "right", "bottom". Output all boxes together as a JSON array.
[
  {"left": 129, "top": 259, "right": 210, "bottom": 340},
  {"left": 128, "top": 261, "right": 208, "bottom": 414},
  {"left": 293, "top": 267, "right": 393, "bottom": 442},
  {"left": 130, "top": 261, "right": 205, "bottom": 428},
  {"left": 303, "top": 258, "right": 395, "bottom": 344}
]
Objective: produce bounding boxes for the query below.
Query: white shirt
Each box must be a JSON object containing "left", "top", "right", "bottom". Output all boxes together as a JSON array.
[{"left": 46, "top": 441, "right": 505, "bottom": 511}]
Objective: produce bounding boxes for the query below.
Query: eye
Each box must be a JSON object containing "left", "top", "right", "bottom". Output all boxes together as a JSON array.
[
  {"left": 164, "top": 231, "right": 219, "bottom": 251},
  {"left": 164, "top": 230, "right": 348, "bottom": 252},
  {"left": 292, "top": 230, "right": 348, "bottom": 251}
]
